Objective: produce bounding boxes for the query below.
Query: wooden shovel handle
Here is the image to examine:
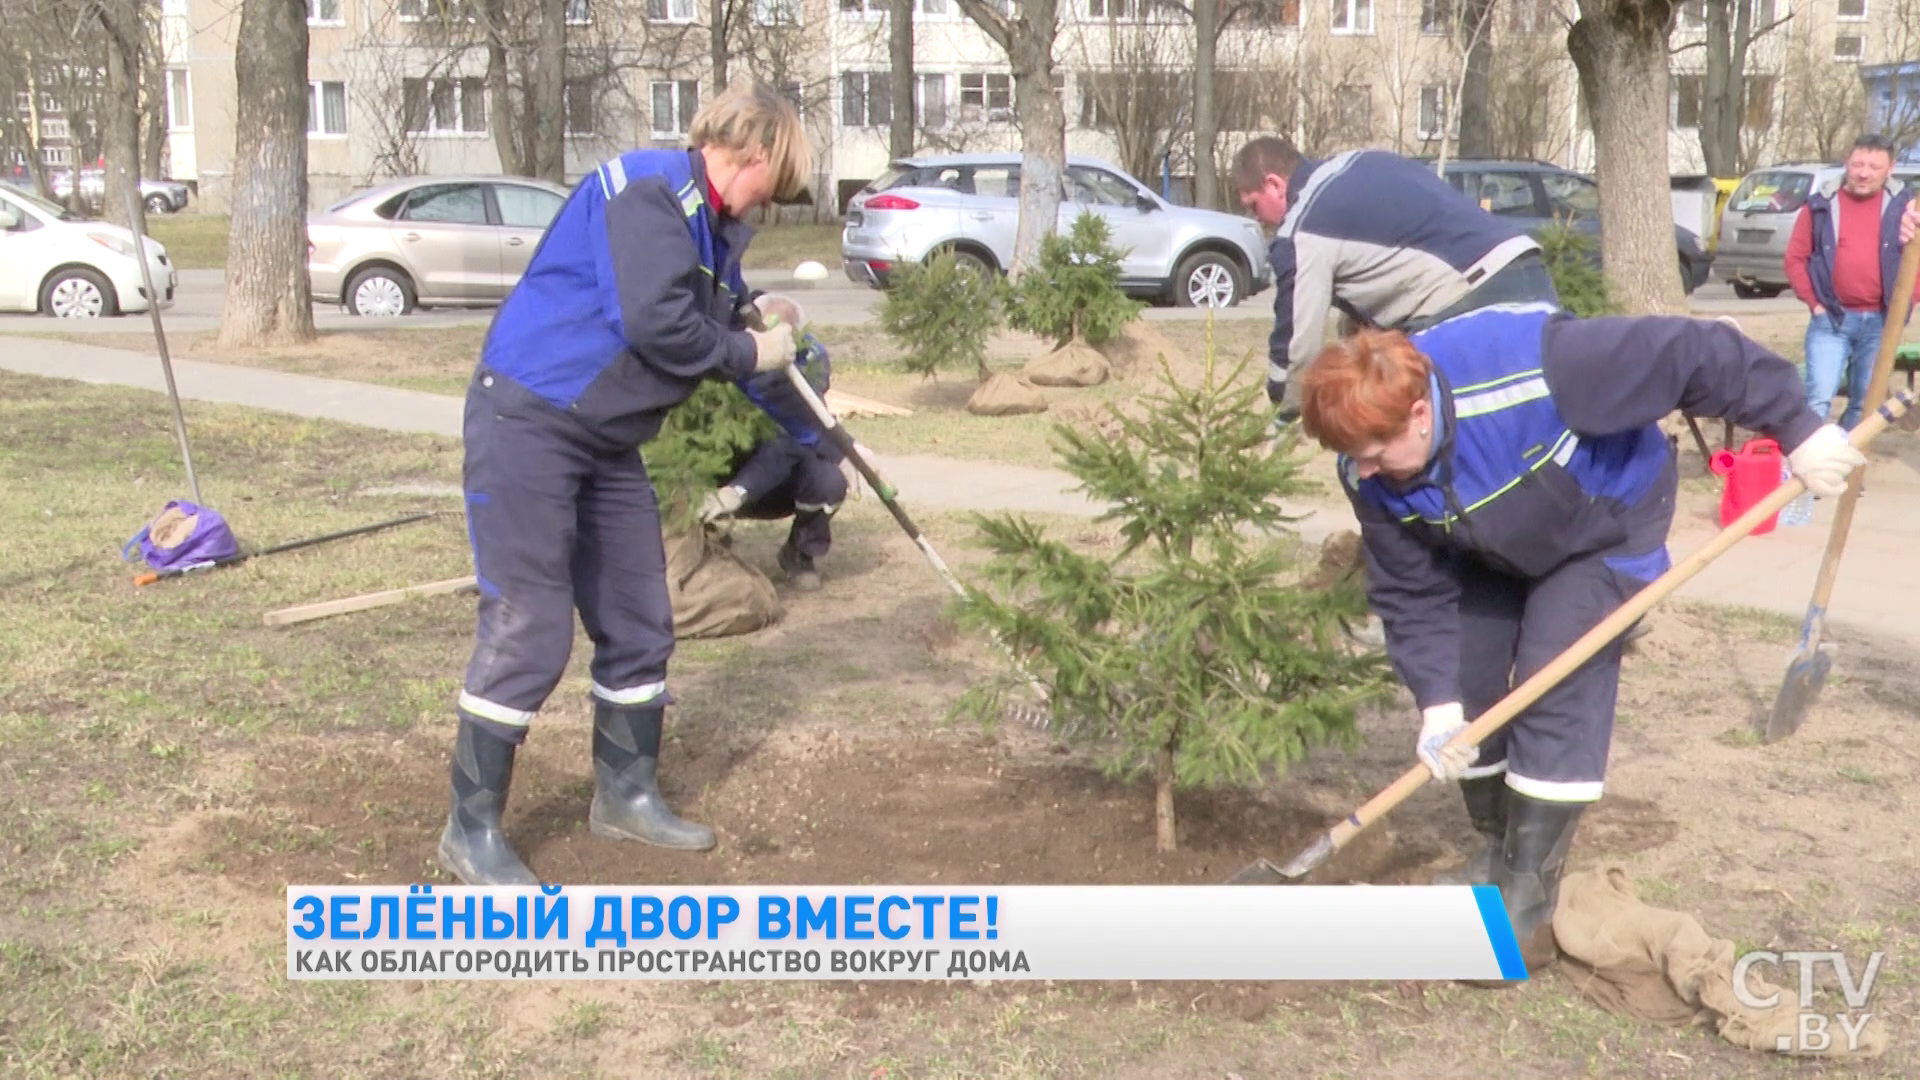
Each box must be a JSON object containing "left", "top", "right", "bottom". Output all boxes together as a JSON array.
[{"left": 1319, "top": 387, "right": 1917, "bottom": 853}]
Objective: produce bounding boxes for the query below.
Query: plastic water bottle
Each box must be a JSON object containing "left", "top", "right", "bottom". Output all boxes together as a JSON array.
[{"left": 1779, "top": 460, "right": 1816, "bottom": 526}]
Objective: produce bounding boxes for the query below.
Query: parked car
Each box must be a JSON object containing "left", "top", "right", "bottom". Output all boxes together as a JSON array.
[
  {"left": 0, "top": 180, "right": 176, "bottom": 317},
  {"left": 47, "top": 169, "right": 192, "bottom": 215},
  {"left": 306, "top": 175, "right": 571, "bottom": 316},
  {"left": 1711, "top": 161, "right": 1920, "bottom": 298},
  {"left": 841, "top": 153, "right": 1274, "bottom": 308},
  {"left": 1424, "top": 158, "right": 1714, "bottom": 294}
]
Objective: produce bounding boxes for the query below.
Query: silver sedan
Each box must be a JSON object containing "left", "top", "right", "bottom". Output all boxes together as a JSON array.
[{"left": 307, "top": 174, "right": 570, "bottom": 317}]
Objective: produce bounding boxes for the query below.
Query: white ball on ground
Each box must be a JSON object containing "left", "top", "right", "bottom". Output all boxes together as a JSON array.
[{"left": 793, "top": 260, "right": 829, "bottom": 283}]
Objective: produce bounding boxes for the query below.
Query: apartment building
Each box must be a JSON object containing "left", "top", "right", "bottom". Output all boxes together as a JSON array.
[{"left": 153, "top": 0, "right": 1916, "bottom": 214}]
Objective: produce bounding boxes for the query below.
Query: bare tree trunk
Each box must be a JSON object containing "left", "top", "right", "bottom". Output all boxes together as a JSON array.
[
  {"left": 99, "top": 2, "right": 145, "bottom": 233},
  {"left": 485, "top": 0, "right": 526, "bottom": 174},
  {"left": 889, "top": 0, "right": 915, "bottom": 160},
  {"left": 530, "top": 0, "right": 565, "bottom": 181},
  {"left": 23, "top": 55, "right": 56, "bottom": 201},
  {"left": 1154, "top": 741, "right": 1176, "bottom": 853},
  {"left": 1192, "top": 0, "right": 1218, "bottom": 209},
  {"left": 959, "top": 0, "right": 1064, "bottom": 278},
  {"left": 1569, "top": 2, "right": 1684, "bottom": 315},
  {"left": 1457, "top": 0, "right": 1496, "bottom": 158},
  {"left": 1699, "top": 0, "right": 1750, "bottom": 177},
  {"left": 219, "top": 0, "right": 315, "bottom": 348},
  {"left": 142, "top": 12, "right": 169, "bottom": 180},
  {"left": 710, "top": 0, "right": 730, "bottom": 96}
]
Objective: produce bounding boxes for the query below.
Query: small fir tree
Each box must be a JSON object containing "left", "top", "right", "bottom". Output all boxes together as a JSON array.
[
  {"left": 1537, "top": 221, "right": 1622, "bottom": 316},
  {"left": 951, "top": 321, "right": 1398, "bottom": 852},
  {"left": 645, "top": 379, "right": 782, "bottom": 533},
  {"left": 1004, "top": 212, "right": 1145, "bottom": 348},
  {"left": 879, "top": 248, "right": 1004, "bottom": 381}
]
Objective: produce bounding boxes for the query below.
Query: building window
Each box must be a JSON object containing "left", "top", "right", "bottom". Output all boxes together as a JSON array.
[
  {"left": 399, "top": 0, "right": 477, "bottom": 21},
  {"left": 1421, "top": 0, "right": 1450, "bottom": 34},
  {"left": 1838, "top": 0, "right": 1866, "bottom": 19},
  {"left": 650, "top": 79, "right": 699, "bottom": 137},
  {"left": 1506, "top": 0, "right": 1554, "bottom": 33},
  {"left": 754, "top": 0, "right": 800, "bottom": 22},
  {"left": 402, "top": 77, "right": 486, "bottom": 135},
  {"left": 1418, "top": 84, "right": 1447, "bottom": 140},
  {"left": 1331, "top": 0, "right": 1372, "bottom": 33},
  {"left": 564, "top": 79, "right": 595, "bottom": 135},
  {"left": 1835, "top": 34, "right": 1864, "bottom": 60},
  {"left": 40, "top": 117, "right": 70, "bottom": 140},
  {"left": 918, "top": 0, "right": 948, "bottom": 14},
  {"left": 918, "top": 72, "right": 947, "bottom": 128},
  {"left": 1671, "top": 73, "right": 1701, "bottom": 128},
  {"left": 838, "top": 0, "right": 881, "bottom": 14},
  {"left": 841, "top": 71, "right": 892, "bottom": 128},
  {"left": 43, "top": 145, "right": 72, "bottom": 167},
  {"left": 308, "top": 0, "right": 343, "bottom": 24},
  {"left": 309, "top": 80, "right": 348, "bottom": 136},
  {"left": 1744, "top": 74, "right": 1776, "bottom": 128},
  {"left": 959, "top": 72, "right": 1012, "bottom": 120},
  {"left": 647, "top": 0, "right": 696, "bottom": 17},
  {"left": 565, "top": 0, "right": 590, "bottom": 23},
  {"left": 1241, "top": 0, "right": 1301, "bottom": 24},
  {"left": 166, "top": 68, "right": 193, "bottom": 131}
]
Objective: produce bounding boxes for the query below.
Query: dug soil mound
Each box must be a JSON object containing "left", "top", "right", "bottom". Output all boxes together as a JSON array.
[
  {"left": 966, "top": 371, "right": 1049, "bottom": 415},
  {"left": 1021, "top": 338, "right": 1111, "bottom": 388}
]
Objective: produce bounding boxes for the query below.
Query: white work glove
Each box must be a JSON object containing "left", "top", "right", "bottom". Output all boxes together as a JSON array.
[
  {"left": 1787, "top": 423, "right": 1867, "bottom": 498},
  {"left": 1416, "top": 702, "right": 1476, "bottom": 782},
  {"left": 748, "top": 322, "right": 796, "bottom": 374},
  {"left": 698, "top": 484, "right": 746, "bottom": 523},
  {"left": 838, "top": 443, "right": 873, "bottom": 502}
]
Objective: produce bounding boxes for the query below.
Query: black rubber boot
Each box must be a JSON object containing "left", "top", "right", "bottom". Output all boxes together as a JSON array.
[
  {"left": 1474, "top": 792, "right": 1587, "bottom": 984},
  {"left": 777, "top": 541, "right": 821, "bottom": 592},
  {"left": 588, "top": 702, "right": 716, "bottom": 851},
  {"left": 1432, "top": 774, "right": 1508, "bottom": 886},
  {"left": 437, "top": 720, "right": 540, "bottom": 886}
]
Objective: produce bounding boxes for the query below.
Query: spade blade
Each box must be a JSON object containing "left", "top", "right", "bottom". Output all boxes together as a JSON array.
[{"left": 1763, "top": 646, "right": 1834, "bottom": 744}]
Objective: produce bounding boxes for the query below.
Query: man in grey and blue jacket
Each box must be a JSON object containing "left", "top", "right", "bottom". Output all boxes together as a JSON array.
[{"left": 1231, "top": 137, "right": 1560, "bottom": 426}]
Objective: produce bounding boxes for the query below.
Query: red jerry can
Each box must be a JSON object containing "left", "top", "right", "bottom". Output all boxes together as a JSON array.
[{"left": 1708, "top": 437, "right": 1783, "bottom": 535}]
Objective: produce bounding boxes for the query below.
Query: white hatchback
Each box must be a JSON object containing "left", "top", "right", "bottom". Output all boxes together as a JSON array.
[{"left": 0, "top": 181, "right": 177, "bottom": 318}]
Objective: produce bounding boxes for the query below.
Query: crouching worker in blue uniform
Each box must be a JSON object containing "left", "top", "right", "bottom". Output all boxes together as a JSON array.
[
  {"left": 697, "top": 293, "right": 866, "bottom": 592},
  {"left": 440, "top": 83, "right": 816, "bottom": 887},
  {"left": 1295, "top": 305, "right": 1866, "bottom": 975}
]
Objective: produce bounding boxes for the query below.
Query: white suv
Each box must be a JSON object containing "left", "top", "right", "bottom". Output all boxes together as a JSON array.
[
  {"left": 842, "top": 153, "right": 1273, "bottom": 308},
  {"left": 0, "top": 181, "right": 177, "bottom": 318}
]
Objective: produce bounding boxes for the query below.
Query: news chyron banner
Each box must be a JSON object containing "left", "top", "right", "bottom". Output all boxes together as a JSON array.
[{"left": 287, "top": 884, "right": 1530, "bottom": 982}]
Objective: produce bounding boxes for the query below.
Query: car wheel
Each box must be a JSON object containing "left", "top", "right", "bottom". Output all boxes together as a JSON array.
[
  {"left": 1731, "top": 281, "right": 1785, "bottom": 300},
  {"left": 1174, "top": 251, "right": 1245, "bottom": 308},
  {"left": 145, "top": 193, "right": 171, "bottom": 215},
  {"left": 935, "top": 246, "right": 995, "bottom": 280},
  {"left": 40, "top": 267, "right": 119, "bottom": 318},
  {"left": 346, "top": 266, "right": 416, "bottom": 317}
]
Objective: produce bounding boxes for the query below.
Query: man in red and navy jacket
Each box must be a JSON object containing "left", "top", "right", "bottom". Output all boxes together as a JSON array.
[{"left": 1784, "top": 133, "right": 1920, "bottom": 431}]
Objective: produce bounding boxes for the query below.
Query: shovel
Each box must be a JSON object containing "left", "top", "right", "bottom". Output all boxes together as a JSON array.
[
  {"left": 1761, "top": 235, "right": 1920, "bottom": 743},
  {"left": 743, "top": 305, "right": 1058, "bottom": 714},
  {"left": 1230, "top": 384, "right": 1919, "bottom": 885}
]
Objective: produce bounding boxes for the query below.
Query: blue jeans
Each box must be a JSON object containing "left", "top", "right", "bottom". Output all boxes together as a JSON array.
[{"left": 1804, "top": 310, "right": 1883, "bottom": 430}]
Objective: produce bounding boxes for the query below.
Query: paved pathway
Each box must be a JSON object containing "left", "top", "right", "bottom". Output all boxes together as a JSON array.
[{"left": 5, "top": 335, "right": 1917, "bottom": 648}]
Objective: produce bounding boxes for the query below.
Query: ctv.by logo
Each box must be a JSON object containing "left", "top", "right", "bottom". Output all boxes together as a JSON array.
[{"left": 1731, "top": 949, "right": 1886, "bottom": 1053}]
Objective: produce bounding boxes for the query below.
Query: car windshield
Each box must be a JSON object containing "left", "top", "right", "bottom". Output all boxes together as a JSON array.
[
  {"left": 0, "top": 180, "right": 81, "bottom": 221},
  {"left": 1729, "top": 170, "right": 1815, "bottom": 214}
]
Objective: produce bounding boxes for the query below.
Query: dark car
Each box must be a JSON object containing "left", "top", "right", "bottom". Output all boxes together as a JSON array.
[{"left": 1419, "top": 158, "right": 1712, "bottom": 295}]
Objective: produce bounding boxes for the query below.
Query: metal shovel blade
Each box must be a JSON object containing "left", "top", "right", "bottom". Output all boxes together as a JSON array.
[
  {"left": 1225, "top": 835, "right": 1333, "bottom": 885},
  {"left": 1763, "top": 645, "right": 1833, "bottom": 744}
]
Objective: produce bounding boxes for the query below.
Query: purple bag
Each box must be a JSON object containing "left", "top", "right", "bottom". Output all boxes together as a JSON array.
[{"left": 122, "top": 500, "right": 241, "bottom": 572}]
